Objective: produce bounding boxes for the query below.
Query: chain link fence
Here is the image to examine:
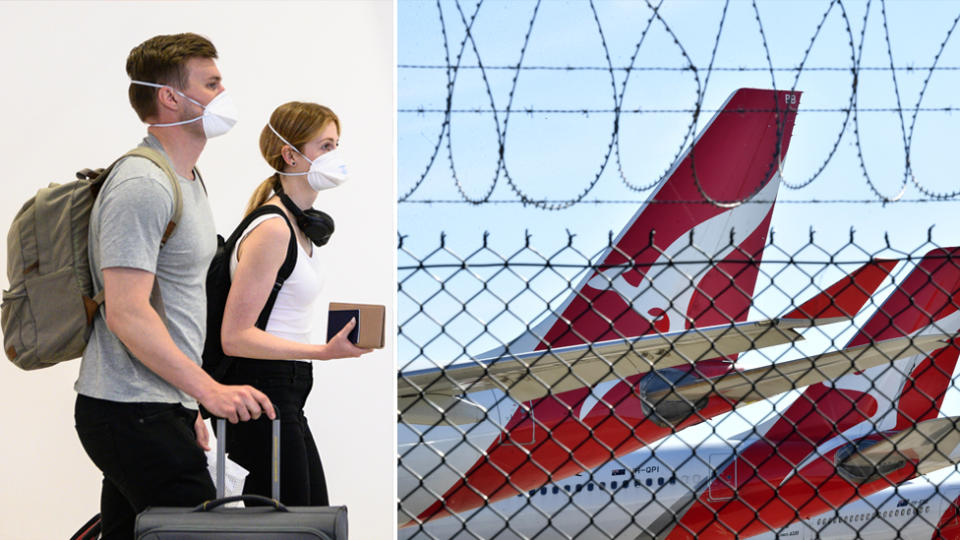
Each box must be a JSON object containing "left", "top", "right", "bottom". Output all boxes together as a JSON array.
[
  {"left": 398, "top": 2, "right": 960, "bottom": 537},
  {"left": 398, "top": 234, "right": 960, "bottom": 539}
]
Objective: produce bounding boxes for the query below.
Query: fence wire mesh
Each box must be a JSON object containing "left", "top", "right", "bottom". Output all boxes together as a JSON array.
[
  {"left": 398, "top": 1, "right": 960, "bottom": 537},
  {"left": 398, "top": 234, "right": 960, "bottom": 539}
]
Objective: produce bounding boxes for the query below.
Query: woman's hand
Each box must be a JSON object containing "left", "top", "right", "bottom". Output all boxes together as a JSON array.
[{"left": 319, "top": 318, "right": 373, "bottom": 359}]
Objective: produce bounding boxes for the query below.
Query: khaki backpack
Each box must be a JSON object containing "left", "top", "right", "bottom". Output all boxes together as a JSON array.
[{"left": 2, "top": 147, "right": 182, "bottom": 370}]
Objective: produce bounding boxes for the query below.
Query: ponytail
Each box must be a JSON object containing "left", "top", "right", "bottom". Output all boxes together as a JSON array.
[{"left": 244, "top": 175, "right": 279, "bottom": 217}]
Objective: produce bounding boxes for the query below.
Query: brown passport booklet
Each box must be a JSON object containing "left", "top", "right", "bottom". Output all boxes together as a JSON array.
[{"left": 327, "top": 303, "right": 385, "bottom": 349}]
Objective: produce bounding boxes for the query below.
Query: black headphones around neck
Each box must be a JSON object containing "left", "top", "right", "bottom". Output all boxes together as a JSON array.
[{"left": 275, "top": 184, "right": 335, "bottom": 247}]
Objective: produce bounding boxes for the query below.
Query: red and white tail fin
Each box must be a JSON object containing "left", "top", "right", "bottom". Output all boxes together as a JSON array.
[
  {"left": 781, "top": 258, "right": 899, "bottom": 321},
  {"left": 504, "top": 88, "right": 801, "bottom": 353},
  {"left": 754, "top": 247, "right": 960, "bottom": 446}
]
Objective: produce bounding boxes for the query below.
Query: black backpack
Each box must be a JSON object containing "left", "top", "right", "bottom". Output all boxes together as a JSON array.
[{"left": 202, "top": 205, "right": 297, "bottom": 381}]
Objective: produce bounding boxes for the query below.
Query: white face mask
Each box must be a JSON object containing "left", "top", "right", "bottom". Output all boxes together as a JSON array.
[
  {"left": 268, "top": 123, "right": 349, "bottom": 191},
  {"left": 131, "top": 80, "right": 238, "bottom": 138}
]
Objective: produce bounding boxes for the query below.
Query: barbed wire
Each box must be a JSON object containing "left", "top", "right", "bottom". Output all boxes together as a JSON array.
[
  {"left": 400, "top": 106, "right": 960, "bottom": 114},
  {"left": 399, "top": 197, "right": 960, "bottom": 205},
  {"left": 399, "top": 0, "right": 960, "bottom": 208},
  {"left": 399, "top": 64, "right": 960, "bottom": 71}
]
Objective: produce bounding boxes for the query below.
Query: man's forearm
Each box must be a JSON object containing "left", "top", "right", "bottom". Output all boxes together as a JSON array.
[{"left": 106, "top": 301, "right": 216, "bottom": 402}]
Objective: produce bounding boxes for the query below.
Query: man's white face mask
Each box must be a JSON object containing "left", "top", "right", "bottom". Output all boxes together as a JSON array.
[
  {"left": 131, "top": 80, "right": 238, "bottom": 138},
  {"left": 268, "top": 123, "right": 349, "bottom": 191}
]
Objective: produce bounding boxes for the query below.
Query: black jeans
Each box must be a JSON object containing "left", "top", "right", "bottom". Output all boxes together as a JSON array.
[
  {"left": 74, "top": 394, "right": 215, "bottom": 540},
  {"left": 223, "top": 358, "right": 329, "bottom": 506}
]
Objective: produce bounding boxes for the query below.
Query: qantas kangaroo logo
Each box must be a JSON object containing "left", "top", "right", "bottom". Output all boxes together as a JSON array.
[{"left": 584, "top": 176, "right": 780, "bottom": 334}]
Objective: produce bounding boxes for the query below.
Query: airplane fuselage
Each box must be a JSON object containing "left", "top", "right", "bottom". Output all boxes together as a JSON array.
[{"left": 401, "top": 437, "right": 960, "bottom": 540}]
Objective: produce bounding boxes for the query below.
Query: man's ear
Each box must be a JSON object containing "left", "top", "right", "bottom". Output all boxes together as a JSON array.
[{"left": 155, "top": 85, "right": 181, "bottom": 113}]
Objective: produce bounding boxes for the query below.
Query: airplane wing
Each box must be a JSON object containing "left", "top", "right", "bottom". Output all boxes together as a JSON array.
[
  {"left": 400, "top": 316, "right": 833, "bottom": 405},
  {"left": 399, "top": 258, "right": 896, "bottom": 426},
  {"left": 835, "top": 416, "right": 960, "bottom": 480},
  {"left": 645, "top": 333, "right": 950, "bottom": 405}
]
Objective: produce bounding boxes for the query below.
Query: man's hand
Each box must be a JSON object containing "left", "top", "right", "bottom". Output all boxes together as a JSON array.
[
  {"left": 199, "top": 383, "right": 276, "bottom": 424},
  {"left": 194, "top": 411, "right": 210, "bottom": 451}
]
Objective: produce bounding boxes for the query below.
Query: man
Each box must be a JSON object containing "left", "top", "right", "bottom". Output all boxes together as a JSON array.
[{"left": 73, "top": 33, "right": 275, "bottom": 539}]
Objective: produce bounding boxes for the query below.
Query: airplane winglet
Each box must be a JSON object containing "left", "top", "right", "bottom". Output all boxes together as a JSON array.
[{"left": 782, "top": 259, "right": 898, "bottom": 320}]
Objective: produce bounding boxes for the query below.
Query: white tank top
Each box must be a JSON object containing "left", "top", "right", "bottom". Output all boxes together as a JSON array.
[{"left": 229, "top": 213, "right": 323, "bottom": 346}]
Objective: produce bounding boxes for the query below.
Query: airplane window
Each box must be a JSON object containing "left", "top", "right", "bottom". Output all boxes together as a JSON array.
[
  {"left": 600, "top": 482, "right": 606, "bottom": 489},
  {"left": 611, "top": 481, "right": 618, "bottom": 489},
  {"left": 564, "top": 485, "right": 570, "bottom": 492},
  {"left": 646, "top": 478, "right": 653, "bottom": 486},
  {"left": 529, "top": 489, "right": 536, "bottom": 496},
  {"left": 576, "top": 484, "right": 583, "bottom": 493},
  {"left": 658, "top": 478, "right": 664, "bottom": 486},
  {"left": 540, "top": 487, "right": 547, "bottom": 495},
  {"left": 552, "top": 486, "right": 559, "bottom": 494},
  {"left": 587, "top": 483, "right": 594, "bottom": 492},
  {"left": 635, "top": 480, "right": 642, "bottom": 488},
  {"left": 669, "top": 477, "right": 676, "bottom": 485}
]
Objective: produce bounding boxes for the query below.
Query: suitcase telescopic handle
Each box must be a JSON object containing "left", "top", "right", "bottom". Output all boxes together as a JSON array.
[
  {"left": 195, "top": 494, "right": 289, "bottom": 512},
  {"left": 215, "top": 406, "right": 280, "bottom": 501}
]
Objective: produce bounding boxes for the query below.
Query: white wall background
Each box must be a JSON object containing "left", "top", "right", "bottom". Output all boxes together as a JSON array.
[{"left": 0, "top": 2, "right": 395, "bottom": 538}]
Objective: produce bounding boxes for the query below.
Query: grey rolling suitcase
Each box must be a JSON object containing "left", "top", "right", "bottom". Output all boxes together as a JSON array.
[{"left": 134, "top": 417, "right": 348, "bottom": 539}]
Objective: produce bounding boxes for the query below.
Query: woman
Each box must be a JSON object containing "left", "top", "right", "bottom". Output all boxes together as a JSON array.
[{"left": 220, "top": 101, "right": 371, "bottom": 506}]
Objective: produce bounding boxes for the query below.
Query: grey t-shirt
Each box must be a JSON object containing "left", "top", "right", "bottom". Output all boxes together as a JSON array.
[{"left": 75, "top": 135, "right": 216, "bottom": 407}]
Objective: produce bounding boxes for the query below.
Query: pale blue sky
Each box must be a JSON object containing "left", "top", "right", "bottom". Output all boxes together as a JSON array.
[{"left": 398, "top": 0, "right": 960, "bottom": 388}]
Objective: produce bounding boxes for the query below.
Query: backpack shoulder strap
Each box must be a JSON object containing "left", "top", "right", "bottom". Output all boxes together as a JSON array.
[
  {"left": 193, "top": 167, "right": 208, "bottom": 196},
  {"left": 120, "top": 147, "right": 182, "bottom": 247},
  {"left": 237, "top": 205, "right": 298, "bottom": 330},
  {"left": 89, "top": 147, "right": 182, "bottom": 318}
]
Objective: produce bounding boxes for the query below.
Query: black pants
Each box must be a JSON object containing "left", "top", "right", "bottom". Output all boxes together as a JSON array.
[
  {"left": 223, "top": 358, "right": 329, "bottom": 506},
  {"left": 74, "top": 394, "right": 215, "bottom": 540}
]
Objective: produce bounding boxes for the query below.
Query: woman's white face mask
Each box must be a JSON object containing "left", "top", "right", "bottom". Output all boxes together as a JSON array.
[
  {"left": 131, "top": 80, "right": 238, "bottom": 138},
  {"left": 268, "top": 123, "right": 349, "bottom": 191}
]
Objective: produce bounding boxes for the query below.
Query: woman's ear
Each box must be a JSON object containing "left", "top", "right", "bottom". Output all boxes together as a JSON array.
[{"left": 282, "top": 146, "right": 299, "bottom": 167}]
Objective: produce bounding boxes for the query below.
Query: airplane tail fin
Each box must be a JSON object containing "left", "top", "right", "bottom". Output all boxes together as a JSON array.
[
  {"left": 506, "top": 88, "right": 802, "bottom": 353},
  {"left": 757, "top": 248, "right": 960, "bottom": 444}
]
